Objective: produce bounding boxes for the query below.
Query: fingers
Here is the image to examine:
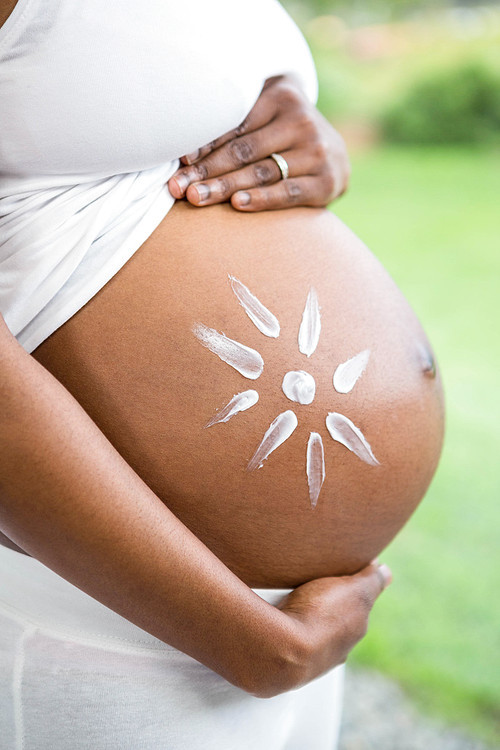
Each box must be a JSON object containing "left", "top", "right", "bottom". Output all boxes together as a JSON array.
[
  {"left": 280, "top": 561, "right": 392, "bottom": 622},
  {"left": 374, "top": 562, "right": 393, "bottom": 591},
  {"left": 353, "top": 561, "right": 393, "bottom": 602},
  {"left": 183, "top": 159, "right": 279, "bottom": 205},
  {"left": 169, "top": 121, "right": 294, "bottom": 200},
  {"left": 230, "top": 175, "right": 332, "bottom": 211},
  {"left": 180, "top": 82, "right": 281, "bottom": 166},
  {"left": 334, "top": 562, "right": 392, "bottom": 652},
  {"left": 181, "top": 134, "right": 235, "bottom": 167},
  {"left": 277, "top": 561, "right": 393, "bottom": 684},
  {"left": 169, "top": 75, "right": 351, "bottom": 210},
  {"left": 283, "top": 561, "right": 393, "bottom": 641},
  {"left": 181, "top": 149, "right": 321, "bottom": 207}
]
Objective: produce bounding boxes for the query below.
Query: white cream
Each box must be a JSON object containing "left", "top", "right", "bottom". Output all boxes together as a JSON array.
[
  {"left": 298, "top": 287, "right": 321, "bottom": 357},
  {"left": 307, "top": 432, "right": 325, "bottom": 508},
  {"left": 333, "top": 349, "right": 370, "bottom": 394},
  {"left": 193, "top": 323, "right": 264, "bottom": 380},
  {"left": 247, "top": 410, "right": 298, "bottom": 471},
  {"left": 325, "top": 412, "right": 380, "bottom": 466},
  {"left": 229, "top": 276, "right": 280, "bottom": 338},
  {"left": 282, "top": 370, "right": 316, "bottom": 405},
  {"left": 205, "top": 390, "right": 259, "bottom": 428}
]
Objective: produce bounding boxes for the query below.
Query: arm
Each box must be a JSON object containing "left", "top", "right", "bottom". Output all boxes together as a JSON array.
[
  {"left": 0, "top": 1, "right": 18, "bottom": 29},
  {"left": 0, "top": 314, "right": 390, "bottom": 697}
]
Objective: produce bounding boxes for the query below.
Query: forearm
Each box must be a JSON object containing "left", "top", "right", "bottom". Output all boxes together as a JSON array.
[{"left": 0, "top": 317, "right": 299, "bottom": 695}]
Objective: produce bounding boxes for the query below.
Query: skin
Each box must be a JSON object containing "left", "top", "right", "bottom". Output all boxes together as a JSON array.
[
  {"left": 0, "top": 204, "right": 398, "bottom": 695},
  {"left": 168, "top": 75, "right": 351, "bottom": 211},
  {"left": 0, "top": 199, "right": 443, "bottom": 697},
  {"left": 0, "top": 0, "right": 16, "bottom": 27},
  {"left": 0, "top": 0, "right": 441, "bottom": 697},
  {"left": 20, "top": 202, "right": 443, "bottom": 589}
]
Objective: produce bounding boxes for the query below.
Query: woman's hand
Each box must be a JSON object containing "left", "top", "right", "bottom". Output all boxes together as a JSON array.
[
  {"left": 244, "top": 561, "right": 392, "bottom": 698},
  {"left": 168, "top": 75, "right": 350, "bottom": 212},
  {"left": 268, "top": 561, "right": 392, "bottom": 696}
]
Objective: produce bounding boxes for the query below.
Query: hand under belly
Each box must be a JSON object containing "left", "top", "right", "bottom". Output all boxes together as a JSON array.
[{"left": 30, "top": 202, "right": 444, "bottom": 587}]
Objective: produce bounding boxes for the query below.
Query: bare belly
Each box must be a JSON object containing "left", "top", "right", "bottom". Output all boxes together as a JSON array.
[{"left": 10, "top": 201, "right": 443, "bottom": 587}]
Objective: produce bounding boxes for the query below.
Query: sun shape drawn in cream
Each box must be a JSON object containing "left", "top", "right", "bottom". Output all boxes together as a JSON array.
[{"left": 193, "top": 276, "right": 380, "bottom": 508}]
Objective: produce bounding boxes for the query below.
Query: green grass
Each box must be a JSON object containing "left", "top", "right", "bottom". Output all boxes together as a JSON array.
[{"left": 332, "top": 146, "right": 500, "bottom": 745}]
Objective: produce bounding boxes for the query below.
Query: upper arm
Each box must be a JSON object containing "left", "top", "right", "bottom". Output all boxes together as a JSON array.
[{"left": 0, "top": 1, "right": 19, "bottom": 30}]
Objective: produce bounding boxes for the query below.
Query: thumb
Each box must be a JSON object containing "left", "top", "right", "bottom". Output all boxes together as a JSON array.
[{"left": 351, "top": 560, "right": 393, "bottom": 607}]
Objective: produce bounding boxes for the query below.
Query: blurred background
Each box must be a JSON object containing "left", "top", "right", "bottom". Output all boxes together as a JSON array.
[{"left": 281, "top": 1, "right": 500, "bottom": 747}]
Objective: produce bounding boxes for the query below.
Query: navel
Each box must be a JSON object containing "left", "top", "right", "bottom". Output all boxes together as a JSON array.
[{"left": 416, "top": 341, "right": 437, "bottom": 379}]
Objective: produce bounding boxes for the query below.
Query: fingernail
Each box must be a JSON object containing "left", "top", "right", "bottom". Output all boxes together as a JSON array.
[
  {"left": 378, "top": 564, "right": 393, "bottom": 588},
  {"left": 235, "top": 191, "right": 250, "bottom": 206},
  {"left": 184, "top": 150, "right": 200, "bottom": 165},
  {"left": 173, "top": 174, "right": 190, "bottom": 194},
  {"left": 194, "top": 184, "right": 210, "bottom": 202}
]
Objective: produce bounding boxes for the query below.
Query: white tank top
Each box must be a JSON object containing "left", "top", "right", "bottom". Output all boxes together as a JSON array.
[{"left": 0, "top": 0, "right": 317, "bottom": 352}]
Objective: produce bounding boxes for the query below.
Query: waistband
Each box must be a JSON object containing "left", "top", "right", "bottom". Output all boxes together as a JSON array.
[{"left": 0, "top": 544, "right": 292, "bottom": 652}]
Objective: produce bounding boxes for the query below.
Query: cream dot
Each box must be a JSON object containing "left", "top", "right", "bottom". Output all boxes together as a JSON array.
[{"left": 282, "top": 370, "right": 316, "bottom": 405}]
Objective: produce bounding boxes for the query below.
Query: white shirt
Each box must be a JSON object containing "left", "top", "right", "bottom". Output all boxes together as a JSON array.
[{"left": 0, "top": 0, "right": 317, "bottom": 352}]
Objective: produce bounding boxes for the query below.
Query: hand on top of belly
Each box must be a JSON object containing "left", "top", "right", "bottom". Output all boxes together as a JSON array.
[{"left": 168, "top": 75, "right": 350, "bottom": 212}]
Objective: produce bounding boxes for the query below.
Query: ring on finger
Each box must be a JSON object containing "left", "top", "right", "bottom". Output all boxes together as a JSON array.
[{"left": 269, "top": 152, "right": 290, "bottom": 181}]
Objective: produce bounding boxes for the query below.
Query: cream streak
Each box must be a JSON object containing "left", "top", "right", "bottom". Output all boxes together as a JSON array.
[
  {"left": 229, "top": 276, "right": 280, "bottom": 338},
  {"left": 298, "top": 287, "right": 321, "bottom": 357},
  {"left": 247, "top": 410, "right": 298, "bottom": 471},
  {"left": 325, "top": 412, "right": 380, "bottom": 466},
  {"left": 333, "top": 349, "right": 370, "bottom": 394},
  {"left": 307, "top": 432, "right": 325, "bottom": 508},
  {"left": 205, "top": 390, "right": 259, "bottom": 428},
  {"left": 282, "top": 370, "right": 316, "bottom": 405},
  {"left": 193, "top": 323, "right": 264, "bottom": 380}
]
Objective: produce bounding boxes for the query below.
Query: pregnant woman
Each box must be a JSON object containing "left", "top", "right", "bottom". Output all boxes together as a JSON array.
[{"left": 0, "top": 1, "right": 444, "bottom": 748}]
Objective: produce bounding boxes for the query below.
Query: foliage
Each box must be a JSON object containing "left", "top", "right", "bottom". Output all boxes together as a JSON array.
[
  {"left": 286, "top": 2, "right": 500, "bottom": 150},
  {"left": 381, "top": 62, "right": 500, "bottom": 144}
]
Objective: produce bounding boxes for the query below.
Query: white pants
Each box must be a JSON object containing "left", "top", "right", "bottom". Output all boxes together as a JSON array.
[{"left": 0, "top": 544, "right": 344, "bottom": 749}]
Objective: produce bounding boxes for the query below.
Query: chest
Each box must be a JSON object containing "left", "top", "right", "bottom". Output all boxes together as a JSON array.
[{"left": 0, "top": 0, "right": 313, "bottom": 176}]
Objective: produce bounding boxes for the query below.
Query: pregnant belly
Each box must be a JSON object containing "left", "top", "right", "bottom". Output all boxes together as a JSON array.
[{"left": 29, "top": 201, "right": 444, "bottom": 588}]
